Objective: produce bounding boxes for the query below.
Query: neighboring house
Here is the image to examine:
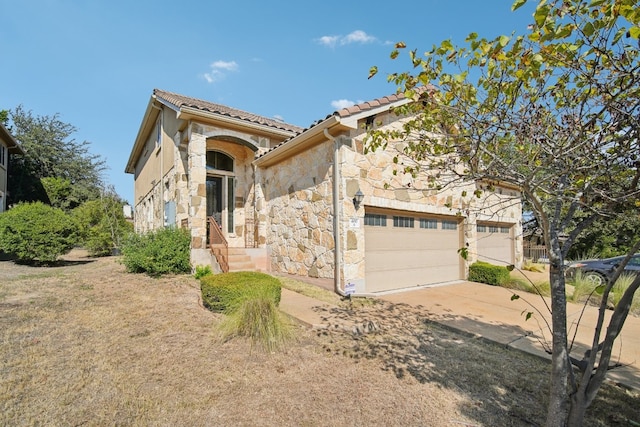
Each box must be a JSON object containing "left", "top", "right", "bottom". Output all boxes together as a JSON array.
[
  {"left": 0, "top": 123, "right": 24, "bottom": 212},
  {"left": 126, "top": 89, "right": 522, "bottom": 295}
]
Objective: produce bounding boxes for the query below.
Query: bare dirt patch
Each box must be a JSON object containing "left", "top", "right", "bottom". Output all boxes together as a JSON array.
[{"left": 1, "top": 251, "right": 638, "bottom": 426}]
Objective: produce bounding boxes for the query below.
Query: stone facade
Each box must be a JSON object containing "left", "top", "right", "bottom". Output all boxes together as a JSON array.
[
  {"left": 128, "top": 89, "right": 523, "bottom": 294},
  {"left": 257, "top": 141, "right": 336, "bottom": 278}
]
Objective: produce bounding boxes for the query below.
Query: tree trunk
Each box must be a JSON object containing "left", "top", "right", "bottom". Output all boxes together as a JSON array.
[
  {"left": 567, "top": 396, "right": 588, "bottom": 426},
  {"left": 545, "top": 256, "right": 571, "bottom": 426}
]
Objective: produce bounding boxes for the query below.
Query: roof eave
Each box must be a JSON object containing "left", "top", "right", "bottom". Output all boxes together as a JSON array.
[
  {"left": 0, "top": 123, "right": 24, "bottom": 155},
  {"left": 254, "top": 115, "right": 347, "bottom": 168},
  {"left": 338, "top": 96, "right": 413, "bottom": 126},
  {"left": 176, "top": 106, "right": 299, "bottom": 139},
  {"left": 125, "top": 95, "right": 162, "bottom": 174}
]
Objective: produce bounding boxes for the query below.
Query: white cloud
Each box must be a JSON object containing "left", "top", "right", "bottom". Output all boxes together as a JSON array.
[
  {"left": 342, "top": 30, "right": 375, "bottom": 45},
  {"left": 331, "top": 99, "right": 356, "bottom": 109},
  {"left": 211, "top": 60, "right": 238, "bottom": 71},
  {"left": 316, "top": 30, "right": 377, "bottom": 48},
  {"left": 317, "top": 35, "right": 340, "bottom": 48},
  {"left": 203, "top": 60, "right": 239, "bottom": 83}
]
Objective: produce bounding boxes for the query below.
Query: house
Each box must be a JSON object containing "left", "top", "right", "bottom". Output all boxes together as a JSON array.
[
  {"left": 0, "top": 123, "right": 24, "bottom": 212},
  {"left": 126, "top": 89, "right": 523, "bottom": 295}
]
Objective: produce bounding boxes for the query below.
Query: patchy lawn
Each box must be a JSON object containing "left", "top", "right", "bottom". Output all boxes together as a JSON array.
[{"left": 1, "top": 251, "right": 638, "bottom": 426}]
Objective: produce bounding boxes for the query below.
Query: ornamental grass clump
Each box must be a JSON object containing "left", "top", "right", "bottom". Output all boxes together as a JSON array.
[
  {"left": 218, "top": 289, "right": 294, "bottom": 352},
  {"left": 200, "top": 272, "right": 293, "bottom": 352}
]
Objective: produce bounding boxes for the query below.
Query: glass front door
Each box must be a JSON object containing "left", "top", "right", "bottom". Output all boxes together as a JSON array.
[{"left": 206, "top": 176, "right": 223, "bottom": 227}]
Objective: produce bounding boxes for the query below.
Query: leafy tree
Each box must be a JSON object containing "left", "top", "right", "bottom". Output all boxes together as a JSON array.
[
  {"left": 73, "top": 187, "right": 133, "bottom": 257},
  {"left": 6, "top": 106, "right": 105, "bottom": 209},
  {"left": 0, "top": 202, "right": 79, "bottom": 263},
  {"left": 368, "top": 0, "right": 639, "bottom": 425}
]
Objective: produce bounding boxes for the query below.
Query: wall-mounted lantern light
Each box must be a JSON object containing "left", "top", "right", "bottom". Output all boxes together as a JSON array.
[{"left": 353, "top": 189, "right": 364, "bottom": 210}]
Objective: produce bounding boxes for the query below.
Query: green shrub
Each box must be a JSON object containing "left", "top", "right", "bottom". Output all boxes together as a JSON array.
[
  {"left": 73, "top": 195, "right": 133, "bottom": 257},
  {"left": 0, "top": 202, "right": 79, "bottom": 263},
  {"left": 468, "top": 261, "right": 510, "bottom": 286},
  {"left": 200, "top": 271, "right": 282, "bottom": 313},
  {"left": 194, "top": 264, "right": 213, "bottom": 280},
  {"left": 121, "top": 227, "right": 191, "bottom": 276}
]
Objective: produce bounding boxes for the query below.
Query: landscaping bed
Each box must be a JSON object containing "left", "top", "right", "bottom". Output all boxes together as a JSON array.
[{"left": 1, "top": 251, "right": 638, "bottom": 426}]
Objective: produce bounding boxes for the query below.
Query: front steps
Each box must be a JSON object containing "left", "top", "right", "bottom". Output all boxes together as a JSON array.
[{"left": 227, "top": 247, "right": 258, "bottom": 272}]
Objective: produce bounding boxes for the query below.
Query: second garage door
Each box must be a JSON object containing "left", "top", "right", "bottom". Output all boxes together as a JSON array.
[
  {"left": 364, "top": 209, "right": 463, "bottom": 293},
  {"left": 476, "top": 222, "right": 514, "bottom": 266}
]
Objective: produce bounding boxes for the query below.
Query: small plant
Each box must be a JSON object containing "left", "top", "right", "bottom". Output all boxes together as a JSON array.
[
  {"left": 194, "top": 264, "right": 213, "bottom": 280},
  {"left": 121, "top": 227, "right": 191, "bottom": 276},
  {"left": 0, "top": 202, "right": 79, "bottom": 263},
  {"left": 468, "top": 261, "right": 510, "bottom": 286}
]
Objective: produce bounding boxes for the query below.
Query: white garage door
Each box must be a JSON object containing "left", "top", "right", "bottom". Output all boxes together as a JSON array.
[
  {"left": 364, "top": 209, "right": 463, "bottom": 293},
  {"left": 476, "top": 223, "right": 514, "bottom": 266}
]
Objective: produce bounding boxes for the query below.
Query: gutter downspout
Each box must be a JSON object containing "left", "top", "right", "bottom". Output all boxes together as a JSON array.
[{"left": 324, "top": 128, "right": 347, "bottom": 297}]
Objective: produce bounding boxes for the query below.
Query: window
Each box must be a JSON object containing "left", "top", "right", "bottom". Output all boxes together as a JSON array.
[
  {"left": 156, "top": 117, "right": 162, "bottom": 147},
  {"left": 393, "top": 216, "right": 414, "bottom": 228},
  {"left": 0, "top": 145, "right": 5, "bottom": 167},
  {"left": 489, "top": 225, "right": 499, "bottom": 233},
  {"left": 442, "top": 220, "right": 458, "bottom": 230},
  {"left": 206, "top": 151, "right": 234, "bottom": 172},
  {"left": 364, "top": 213, "right": 387, "bottom": 226},
  {"left": 500, "top": 227, "right": 510, "bottom": 234},
  {"left": 420, "top": 218, "right": 438, "bottom": 229},
  {"left": 477, "top": 224, "right": 487, "bottom": 233}
]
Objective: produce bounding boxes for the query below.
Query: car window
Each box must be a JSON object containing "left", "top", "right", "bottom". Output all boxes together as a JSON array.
[{"left": 629, "top": 256, "right": 640, "bottom": 266}]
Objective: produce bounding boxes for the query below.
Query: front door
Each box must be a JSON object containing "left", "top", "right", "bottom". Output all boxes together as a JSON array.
[{"left": 206, "top": 176, "right": 223, "bottom": 227}]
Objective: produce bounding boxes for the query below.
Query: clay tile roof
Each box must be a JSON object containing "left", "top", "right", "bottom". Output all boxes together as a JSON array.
[
  {"left": 334, "top": 92, "right": 408, "bottom": 118},
  {"left": 153, "top": 89, "right": 304, "bottom": 134}
]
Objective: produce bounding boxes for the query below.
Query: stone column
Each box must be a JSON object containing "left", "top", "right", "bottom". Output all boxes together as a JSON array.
[{"left": 188, "top": 124, "right": 209, "bottom": 265}]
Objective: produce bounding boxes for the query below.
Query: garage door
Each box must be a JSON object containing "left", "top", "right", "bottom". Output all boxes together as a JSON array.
[
  {"left": 476, "top": 223, "right": 514, "bottom": 266},
  {"left": 364, "top": 209, "right": 463, "bottom": 292}
]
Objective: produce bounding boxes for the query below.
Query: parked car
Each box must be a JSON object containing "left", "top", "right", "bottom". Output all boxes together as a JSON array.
[{"left": 566, "top": 254, "right": 640, "bottom": 286}]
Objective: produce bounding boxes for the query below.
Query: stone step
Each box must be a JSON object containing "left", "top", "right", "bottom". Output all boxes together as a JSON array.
[{"left": 224, "top": 248, "right": 257, "bottom": 272}]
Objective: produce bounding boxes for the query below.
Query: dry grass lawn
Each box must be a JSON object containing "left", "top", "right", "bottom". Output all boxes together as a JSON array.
[{"left": 1, "top": 250, "right": 639, "bottom": 426}]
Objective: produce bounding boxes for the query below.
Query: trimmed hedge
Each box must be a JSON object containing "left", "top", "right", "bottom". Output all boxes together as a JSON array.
[
  {"left": 468, "top": 261, "right": 510, "bottom": 286},
  {"left": 201, "top": 271, "right": 282, "bottom": 313}
]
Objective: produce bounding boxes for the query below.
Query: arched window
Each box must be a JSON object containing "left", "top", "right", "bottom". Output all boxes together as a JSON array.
[{"left": 206, "top": 151, "right": 234, "bottom": 172}]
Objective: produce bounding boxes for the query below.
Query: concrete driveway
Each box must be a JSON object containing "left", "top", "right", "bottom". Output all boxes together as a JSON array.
[{"left": 380, "top": 281, "right": 640, "bottom": 390}]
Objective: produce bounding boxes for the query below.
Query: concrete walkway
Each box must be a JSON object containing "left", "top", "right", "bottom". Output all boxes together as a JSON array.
[{"left": 279, "top": 280, "right": 640, "bottom": 391}]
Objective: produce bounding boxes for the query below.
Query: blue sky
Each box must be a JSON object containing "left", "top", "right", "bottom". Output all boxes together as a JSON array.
[{"left": 0, "top": 0, "right": 536, "bottom": 204}]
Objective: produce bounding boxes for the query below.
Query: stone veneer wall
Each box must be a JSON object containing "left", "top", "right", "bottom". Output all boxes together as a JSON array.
[
  {"left": 338, "top": 115, "right": 523, "bottom": 292},
  {"left": 186, "top": 121, "right": 279, "bottom": 266},
  {"left": 258, "top": 141, "right": 336, "bottom": 278}
]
